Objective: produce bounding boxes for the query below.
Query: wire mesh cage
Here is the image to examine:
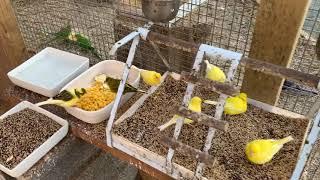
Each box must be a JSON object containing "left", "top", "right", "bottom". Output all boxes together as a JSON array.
[{"left": 9, "top": 0, "right": 320, "bottom": 179}]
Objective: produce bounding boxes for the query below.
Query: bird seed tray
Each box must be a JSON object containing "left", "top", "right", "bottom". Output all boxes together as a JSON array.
[
  {"left": 112, "top": 72, "right": 310, "bottom": 180},
  {"left": 0, "top": 101, "right": 68, "bottom": 177}
]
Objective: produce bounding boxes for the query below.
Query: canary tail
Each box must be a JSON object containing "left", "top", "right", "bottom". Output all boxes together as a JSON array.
[
  {"left": 36, "top": 99, "right": 64, "bottom": 106},
  {"left": 203, "top": 100, "right": 218, "bottom": 106},
  {"left": 158, "top": 116, "right": 178, "bottom": 131},
  {"left": 275, "top": 136, "right": 294, "bottom": 146},
  {"left": 204, "top": 60, "right": 210, "bottom": 66},
  {"left": 137, "top": 89, "right": 147, "bottom": 93}
]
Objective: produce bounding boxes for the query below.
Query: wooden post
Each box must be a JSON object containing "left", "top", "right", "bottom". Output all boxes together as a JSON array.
[
  {"left": 241, "top": 0, "right": 311, "bottom": 105},
  {"left": 0, "top": 0, "right": 26, "bottom": 92}
]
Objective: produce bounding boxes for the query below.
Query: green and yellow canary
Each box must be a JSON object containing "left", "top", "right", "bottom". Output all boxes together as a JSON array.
[
  {"left": 36, "top": 88, "right": 86, "bottom": 107},
  {"left": 95, "top": 74, "right": 146, "bottom": 94}
]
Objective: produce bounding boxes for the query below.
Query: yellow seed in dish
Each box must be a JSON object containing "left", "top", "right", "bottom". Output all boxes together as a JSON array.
[{"left": 76, "top": 82, "right": 116, "bottom": 111}]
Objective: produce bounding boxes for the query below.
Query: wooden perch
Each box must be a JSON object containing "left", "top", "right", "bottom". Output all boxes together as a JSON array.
[
  {"left": 159, "top": 136, "right": 215, "bottom": 166},
  {"left": 176, "top": 106, "right": 228, "bottom": 131},
  {"left": 180, "top": 71, "right": 239, "bottom": 96},
  {"left": 241, "top": 57, "right": 320, "bottom": 89}
]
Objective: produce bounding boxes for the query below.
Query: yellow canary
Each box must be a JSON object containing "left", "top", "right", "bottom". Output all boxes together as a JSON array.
[
  {"left": 140, "top": 70, "right": 162, "bottom": 86},
  {"left": 245, "top": 136, "right": 294, "bottom": 165},
  {"left": 158, "top": 96, "right": 202, "bottom": 131},
  {"left": 204, "top": 60, "right": 226, "bottom": 83},
  {"left": 36, "top": 88, "right": 86, "bottom": 107},
  {"left": 204, "top": 93, "right": 247, "bottom": 115}
]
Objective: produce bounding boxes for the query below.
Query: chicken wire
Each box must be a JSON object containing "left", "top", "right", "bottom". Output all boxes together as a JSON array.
[{"left": 9, "top": 0, "right": 320, "bottom": 178}]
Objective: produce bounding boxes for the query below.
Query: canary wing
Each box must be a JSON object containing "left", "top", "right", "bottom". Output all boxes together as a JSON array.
[
  {"left": 206, "top": 65, "right": 226, "bottom": 83},
  {"left": 246, "top": 140, "right": 276, "bottom": 164},
  {"left": 224, "top": 97, "right": 247, "bottom": 115}
]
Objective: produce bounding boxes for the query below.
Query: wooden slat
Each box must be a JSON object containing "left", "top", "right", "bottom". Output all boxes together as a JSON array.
[
  {"left": 241, "top": 0, "right": 312, "bottom": 105},
  {"left": 180, "top": 71, "right": 240, "bottom": 96},
  {"left": 159, "top": 136, "right": 215, "bottom": 166},
  {"left": 176, "top": 106, "right": 228, "bottom": 131},
  {"left": 0, "top": 0, "right": 26, "bottom": 92},
  {"left": 241, "top": 57, "right": 320, "bottom": 89}
]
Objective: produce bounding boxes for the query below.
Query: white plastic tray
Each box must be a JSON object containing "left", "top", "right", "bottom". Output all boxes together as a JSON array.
[
  {"left": 0, "top": 101, "right": 69, "bottom": 177},
  {"left": 61, "top": 60, "right": 141, "bottom": 124},
  {"left": 7, "top": 47, "right": 89, "bottom": 97}
]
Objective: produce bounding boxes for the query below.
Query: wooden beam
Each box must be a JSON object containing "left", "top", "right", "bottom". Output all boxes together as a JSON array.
[
  {"left": 241, "top": 0, "right": 311, "bottom": 105},
  {"left": 176, "top": 106, "right": 229, "bottom": 131},
  {"left": 0, "top": 0, "right": 26, "bottom": 91},
  {"left": 159, "top": 136, "right": 215, "bottom": 166},
  {"left": 241, "top": 57, "right": 320, "bottom": 89}
]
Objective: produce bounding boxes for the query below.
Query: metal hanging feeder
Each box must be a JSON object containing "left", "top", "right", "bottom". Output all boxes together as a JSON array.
[{"left": 141, "top": 0, "right": 181, "bottom": 23}]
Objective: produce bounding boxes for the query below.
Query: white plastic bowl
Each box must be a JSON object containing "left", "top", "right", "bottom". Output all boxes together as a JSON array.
[
  {"left": 61, "top": 60, "right": 141, "bottom": 124},
  {"left": 7, "top": 47, "right": 89, "bottom": 97},
  {"left": 0, "top": 101, "right": 69, "bottom": 177}
]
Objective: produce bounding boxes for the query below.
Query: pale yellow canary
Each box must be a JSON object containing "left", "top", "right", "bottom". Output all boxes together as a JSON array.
[
  {"left": 158, "top": 96, "right": 202, "bottom": 131},
  {"left": 140, "top": 70, "right": 162, "bottom": 86},
  {"left": 36, "top": 88, "right": 86, "bottom": 107},
  {"left": 245, "top": 136, "right": 294, "bottom": 165},
  {"left": 204, "top": 93, "right": 247, "bottom": 115},
  {"left": 204, "top": 60, "right": 226, "bottom": 83}
]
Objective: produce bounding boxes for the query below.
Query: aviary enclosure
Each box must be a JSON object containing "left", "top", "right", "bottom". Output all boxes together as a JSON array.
[{"left": 3, "top": 0, "right": 320, "bottom": 179}]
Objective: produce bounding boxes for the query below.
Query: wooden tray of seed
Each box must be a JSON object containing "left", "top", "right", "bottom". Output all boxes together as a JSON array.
[
  {"left": 112, "top": 72, "right": 310, "bottom": 179},
  {"left": 0, "top": 101, "right": 68, "bottom": 177}
]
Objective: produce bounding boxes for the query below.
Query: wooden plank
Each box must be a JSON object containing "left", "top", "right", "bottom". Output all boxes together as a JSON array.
[
  {"left": 159, "top": 136, "right": 215, "bottom": 166},
  {"left": 241, "top": 57, "right": 320, "bottom": 89},
  {"left": 0, "top": 0, "right": 26, "bottom": 92},
  {"left": 176, "top": 106, "right": 228, "bottom": 131},
  {"left": 241, "top": 0, "right": 312, "bottom": 105}
]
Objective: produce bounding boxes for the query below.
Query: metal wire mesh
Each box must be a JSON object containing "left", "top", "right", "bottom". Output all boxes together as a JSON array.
[
  {"left": 12, "top": 0, "right": 116, "bottom": 65},
  {"left": 9, "top": 0, "right": 320, "bottom": 178}
]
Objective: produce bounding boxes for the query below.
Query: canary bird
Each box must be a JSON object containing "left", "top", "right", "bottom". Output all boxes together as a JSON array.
[
  {"left": 158, "top": 96, "right": 202, "bottom": 131},
  {"left": 95, "top": 74, "right": 146, "bottom": 94},
  {"left": 140, "top": 70, "right": 161, "bottom": 86},
  {"left": 245, "top": 136, "right": 294, "bottom": 165},
  {"left": 204, "top": 93, "right": 247, "bottom": 115},
  {"left": 204, "top": 60, "right": 226, "bottom": 83},
  {"left": 36, "top": 88, "right": 86, "bottom": 107}
]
